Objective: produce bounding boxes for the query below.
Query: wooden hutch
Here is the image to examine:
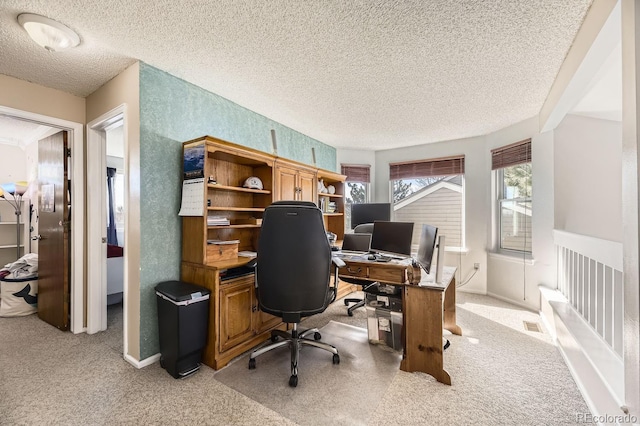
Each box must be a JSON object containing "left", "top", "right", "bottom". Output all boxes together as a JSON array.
[{"left": 179, "top": 136, "right": 351, "bottom": 370}]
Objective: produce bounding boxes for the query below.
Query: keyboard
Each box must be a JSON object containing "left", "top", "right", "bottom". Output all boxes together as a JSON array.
[{"left": 337, "top": 250, "right": 368, "bottom": 256}]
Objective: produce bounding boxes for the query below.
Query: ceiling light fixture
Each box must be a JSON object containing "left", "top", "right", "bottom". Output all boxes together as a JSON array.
[{"left": 17, "top": 13, "right": 80, "bottom": 52}]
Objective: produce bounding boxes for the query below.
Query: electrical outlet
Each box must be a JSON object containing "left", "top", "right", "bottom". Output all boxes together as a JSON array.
[{"left": 474, "top": 263, "right": 480, "bottom": 270}]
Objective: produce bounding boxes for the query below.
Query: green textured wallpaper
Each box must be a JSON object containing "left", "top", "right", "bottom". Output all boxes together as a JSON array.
[{"left": 138, "top": 63, "right": 336, "bottom": 358}]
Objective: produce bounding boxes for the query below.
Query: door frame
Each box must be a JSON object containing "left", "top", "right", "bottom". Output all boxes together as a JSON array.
[
  {"left": 0, "top": 105, "right": 85, "bottom": 333},
  {"left": 86, "top": 104, "right": 128, "bottom": 338}
]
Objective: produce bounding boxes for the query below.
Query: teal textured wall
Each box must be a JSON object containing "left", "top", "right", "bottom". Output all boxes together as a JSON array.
[{"left": 138, "top": 63, "right": 336, "bottom": 358}]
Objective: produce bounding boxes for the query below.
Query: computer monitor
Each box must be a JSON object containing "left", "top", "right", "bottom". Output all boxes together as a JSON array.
[
  {"left": 351, "top": 203, "right": 391, "bottom": 228},
  {"left": 417, "top": 224, "right": 438, "bottom": 274},
  {"left": 370, "top": 221, "right": 414, "bottom": 257}
]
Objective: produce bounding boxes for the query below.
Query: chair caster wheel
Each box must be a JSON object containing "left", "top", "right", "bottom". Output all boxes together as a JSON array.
[
  {"left": 314, "top": 332, "right": 321, "bottom": 340},
  {"left": 248, "top": 358, "right": 256, "bottom": 370},
  {"left": 347, "top": 310, "right": 354, "bottom": 317},
  {"left": 343, "top": 299, "right": 349, "bottom": 306},
  {"left": 271, "top": 335, "right": 279, "bottom": 342},
  {"left": 333, "top": 354, "right": 340, "bottom": 365},
  {"left": 289, "top": 375, "right": 298, "bottom": 387}
]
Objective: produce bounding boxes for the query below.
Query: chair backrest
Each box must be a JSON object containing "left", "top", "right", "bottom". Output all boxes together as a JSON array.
[
  {"left": 353, "top": 222, "right": 374, "bottom": 234},
  {"left": 256, "top": 201, "right": 332, "bottom": 323},
  {"left": 342, "top": 233, "right": 371, "bottom": 252}
]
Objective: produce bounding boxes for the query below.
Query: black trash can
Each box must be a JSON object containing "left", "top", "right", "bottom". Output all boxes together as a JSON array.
[{"left": 155, "top": 281, "right": 210, "bottom": 379}]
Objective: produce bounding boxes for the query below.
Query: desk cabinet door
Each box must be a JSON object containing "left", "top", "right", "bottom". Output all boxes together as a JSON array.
[
  {"left": 255, "top": 308, "right": 281, "bottom": 335},
  {"left": 219, "top": 277, "right": 254, "bottom": 353}
]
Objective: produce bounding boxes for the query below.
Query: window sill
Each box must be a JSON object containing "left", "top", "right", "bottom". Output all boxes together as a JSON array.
[
  {"left": 445, "top": 247, "right": 469, "bottom": 254},
  {"left": 488, "top": 251, "right": 535, "bottom": 265}
]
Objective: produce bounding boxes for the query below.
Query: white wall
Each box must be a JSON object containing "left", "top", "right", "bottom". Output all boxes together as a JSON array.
[
  {"left": 554, "top": 114, "right": 622, "bottom": 242},
  {"left": 374, "top": 135, "right": 488, "bottom": 294},
  {"left": 371, "top": 116, "right": 557, "bottom": 309},
  {"left": 0, "top": 145, "right": 27, "bottom": 184}
]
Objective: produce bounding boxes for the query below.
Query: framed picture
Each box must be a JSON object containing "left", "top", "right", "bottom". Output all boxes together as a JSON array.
[{"left": 41, "top": 184, "right": 55, "bottom": 212}]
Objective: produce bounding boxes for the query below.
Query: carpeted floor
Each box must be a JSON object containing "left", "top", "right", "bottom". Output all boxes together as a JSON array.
[
  {"left": 215, "top": 321, "right": 401, "bottom": 426},
  {"left": 0, "top": 292, "right": 590, "bottom": 425}
]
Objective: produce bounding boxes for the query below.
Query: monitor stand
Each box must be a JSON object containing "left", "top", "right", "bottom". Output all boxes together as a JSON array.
[{"left": 435, "top": 235, "right": 445, "bottom": 284}]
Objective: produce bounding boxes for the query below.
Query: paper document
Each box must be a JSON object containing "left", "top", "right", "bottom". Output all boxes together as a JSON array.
[
  {"left": 178, "top": 178, "right": 204, "bottom": 216},
  {"left": 207, "top": 239, "right": 240, "bottom": 245},
  {"left": 238, "top": 251, "right": 257, "bottom": 258}
]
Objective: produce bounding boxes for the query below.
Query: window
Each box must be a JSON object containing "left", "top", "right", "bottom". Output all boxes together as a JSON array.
[
  {"left": 341, "top": 164, "right": 370, "bottom": 231},
  {"left": 492, "top": 139, "right": 532, "bottom": 254},
  {"left": 389, "top": 156, "right": 465, "bottom": 251}
]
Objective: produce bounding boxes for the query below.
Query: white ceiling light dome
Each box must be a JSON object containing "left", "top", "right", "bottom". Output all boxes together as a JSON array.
[{"left": 17, "top": 13, "right": 80, "bottom": 52}]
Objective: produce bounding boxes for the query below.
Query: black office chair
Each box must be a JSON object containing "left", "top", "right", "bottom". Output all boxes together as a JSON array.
[
  {"left": 342, "top": 223, "right": 376, "bottom": 316},
  {"left": 247, "top": 201, "right": 345, "bottom": 387}
]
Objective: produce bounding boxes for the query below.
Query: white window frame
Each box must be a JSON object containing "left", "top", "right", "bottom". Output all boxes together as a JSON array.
[
  {"left": 389, "top": 175, "right": 466, "bottom": 252},
  {"left": 344, "top": 181, "right": 370, "bottom": 231},
  {"left": 496, "top": 166, "right": 532, "bottom": 256}
]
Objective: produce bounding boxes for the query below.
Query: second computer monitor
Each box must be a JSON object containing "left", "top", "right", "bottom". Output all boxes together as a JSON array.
[
  {"left": 351, "top": 203, "right": 391, "bottom": 228},
  {"left": 370, "top": 221, "right": 414, "bottom": 257},
  {"left": 417, "top": 224, "right": 438, "bottom": 274}
]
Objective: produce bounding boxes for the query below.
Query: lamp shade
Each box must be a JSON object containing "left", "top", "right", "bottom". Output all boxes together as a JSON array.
[
  {"left": 18, "top": 13, "right": 80, "bottom": 51},
  {"left": 1, "top": 183, "right": 16, "bottom": 195},
  {"left": 15, "top": 181, "right": 29, "bottom": 196}
]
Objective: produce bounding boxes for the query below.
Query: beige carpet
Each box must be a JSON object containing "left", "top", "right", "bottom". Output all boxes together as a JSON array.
[
  {"left": 0, "top": 293, "right": 590, "bottom": 425},
  {"left": 214, "top": 321, "right": 401, "bottom": 426}
]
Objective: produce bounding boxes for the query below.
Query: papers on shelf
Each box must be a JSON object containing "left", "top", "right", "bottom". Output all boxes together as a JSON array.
[
  {"left": 207, "top": 239, "right": 240, "bottom": 245},
  {"left": 238, "top": 251, "right": 257, "bottom": 258},
  {"left": 178, "top": 178, "right": 204, "bottom": 216},
  {"left": 207, "top": 215, "right": 230, "bottom": 226}
]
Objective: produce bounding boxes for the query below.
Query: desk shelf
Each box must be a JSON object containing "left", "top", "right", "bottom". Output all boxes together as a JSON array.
[
  {"left": 207, "top": 224, "right": 261, "bottom": 230},
  {"left": 208, "top": 183, "right": 271, "bottom": 194}
]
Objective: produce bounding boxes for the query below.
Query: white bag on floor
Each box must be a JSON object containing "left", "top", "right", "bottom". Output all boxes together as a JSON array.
[{"left": 0, "top": 274, "right": 38, "bottom": 317}]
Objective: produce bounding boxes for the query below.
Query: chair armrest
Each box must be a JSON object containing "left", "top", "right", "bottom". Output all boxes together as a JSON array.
[
  {"left": 332, "top": 256, "right": 346, "bottom": 268},
  {"left": 245, "top": 258, "right": 258, "bottom": 269}
]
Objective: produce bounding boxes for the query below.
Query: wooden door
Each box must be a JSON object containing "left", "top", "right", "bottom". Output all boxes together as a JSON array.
[
  {"left": 218, "top": 277, "right": 254, "bottom": 353},
  {"left": 298, "top": 169, "right": 317, "bottom": 202},
  {"left": 274, "top": 165, "right": 298, "bottom": 201},
  {"left": 37, "top": 131, "right": 70, "bottom": 330}
]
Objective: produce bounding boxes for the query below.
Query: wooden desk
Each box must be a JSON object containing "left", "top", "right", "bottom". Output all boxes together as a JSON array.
[{"left": 338, "top": 256, "right": 461, "bottom": 385}]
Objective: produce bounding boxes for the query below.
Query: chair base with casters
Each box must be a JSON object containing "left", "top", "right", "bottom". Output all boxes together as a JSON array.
[
  {"left": 343, "top": 282, "right": 377, "bottom": 316},
  {"left": 248, "top": 322, "right": 340, "bottom": 387}
]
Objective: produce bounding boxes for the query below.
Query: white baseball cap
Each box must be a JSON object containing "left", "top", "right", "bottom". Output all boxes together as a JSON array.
[{"left": 243, "top": 176, "right": 263, "bottom": 190}]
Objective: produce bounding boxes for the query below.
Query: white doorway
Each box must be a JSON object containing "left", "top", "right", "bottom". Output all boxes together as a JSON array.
[
  {"left": 86, "top": 105, "right": 128, "bottom": 340},
  {"left": 0, "top": 105, "right": 85, "bottom": 333}
]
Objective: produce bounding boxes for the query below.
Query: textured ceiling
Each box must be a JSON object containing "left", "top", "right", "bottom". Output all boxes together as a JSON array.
[
  {"left": 0, "top": 1, "right": 593, "bottom": 150},
  {"left": 0, "top": 115, "right": 52, "bottom": 148}
]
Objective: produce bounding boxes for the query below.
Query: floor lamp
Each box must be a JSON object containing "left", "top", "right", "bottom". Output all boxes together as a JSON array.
[{"left": 0, "top": 181, "right": 28, "bottom": 260}]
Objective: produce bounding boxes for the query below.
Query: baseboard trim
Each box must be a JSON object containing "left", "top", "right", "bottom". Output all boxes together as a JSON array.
[
  {"left": 124, "top": 353, "right": 161, "bottom": 369},
  {"left": 486, "top": 291, "right": 537, "bottom": 312}
]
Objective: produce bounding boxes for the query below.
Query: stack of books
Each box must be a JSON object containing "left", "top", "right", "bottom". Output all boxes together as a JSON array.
[{"left": 207, "top": 215, "right": 230, "bottom": 226}]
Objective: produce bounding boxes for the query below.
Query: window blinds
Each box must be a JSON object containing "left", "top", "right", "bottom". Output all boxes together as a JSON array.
[
  {"left": 491, "top": 139, "right": 532, "bottom": 170},
  {"left": 341, "top": 164, "right": 370, "bottom": 183},
  {"left": 389, "top": 155, "right": 465, "bottom": 180}
]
